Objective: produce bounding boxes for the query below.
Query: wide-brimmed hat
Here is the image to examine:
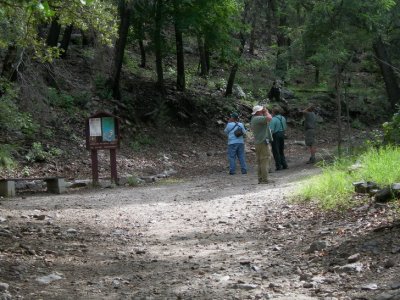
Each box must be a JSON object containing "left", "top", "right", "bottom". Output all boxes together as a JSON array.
[
  {"left": 230, "top": 112, "right": 239, "bottom": 119},
  {"left": 252, "top": 105, "right": 263, "bottom": 115}
]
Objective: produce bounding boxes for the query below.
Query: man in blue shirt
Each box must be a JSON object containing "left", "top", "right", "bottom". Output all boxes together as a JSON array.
[
  {"left": 269, "top": 107, "right": 288, "bottom": 171},
  {"left": 224, "top": 112, "right": 247, "bottom": 175}
]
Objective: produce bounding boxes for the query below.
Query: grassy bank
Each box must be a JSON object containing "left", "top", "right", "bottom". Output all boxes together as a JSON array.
[{"left": 296, "top": 146, "right": 400, "bottom": 210}]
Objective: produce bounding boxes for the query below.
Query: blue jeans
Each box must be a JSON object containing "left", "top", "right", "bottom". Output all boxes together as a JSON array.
[{"left": 228, "top": 143, "right": 247, "bottom": 174}]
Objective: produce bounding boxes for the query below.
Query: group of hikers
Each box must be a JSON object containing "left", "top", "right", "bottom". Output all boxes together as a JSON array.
[{"left": 224, "top": 101, "right": 317, "bottom": 184}]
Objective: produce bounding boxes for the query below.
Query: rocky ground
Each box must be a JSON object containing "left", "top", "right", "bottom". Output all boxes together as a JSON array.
[{"left": 0, "top": 132, "right": 399, "bottom": 300}]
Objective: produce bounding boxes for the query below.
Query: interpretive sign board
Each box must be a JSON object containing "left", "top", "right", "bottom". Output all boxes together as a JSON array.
[
  {"left": 85, "top": 112, "right": 120, "bottom": 184},
  {"left": 86, "top": 112, "right": 119, "bottom": 150}
]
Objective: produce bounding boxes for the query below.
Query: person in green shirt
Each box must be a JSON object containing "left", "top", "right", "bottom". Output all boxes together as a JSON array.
[
  {"left": 269, "top": 107, "right": 288, "bottom": 171},
  {"left": 250, "top": 105, "right": 273, "bottom": 184}
]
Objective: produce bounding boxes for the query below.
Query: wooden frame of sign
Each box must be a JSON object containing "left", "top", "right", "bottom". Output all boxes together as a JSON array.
[{"left": 86, "top": 112, "right": 120, "bottom": 184}]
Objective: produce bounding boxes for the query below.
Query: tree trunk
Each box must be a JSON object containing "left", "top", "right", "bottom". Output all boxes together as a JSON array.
[
  {"left": 344, "top": 77, "right": 352, "bottom": 154},
  {"left": 174, "top": 19, "right": 185, "bottom": 91},
  {"left": 60, "top": 25, "right": 73, "bottom": 59},
  {"left": 154, "top": 0, "right": 165, "bottom": 94},
  {"left": 109, "top": 0, "right": 132, "bottom": 100},
  {"left": 249, "top": 17, "right": 257, "bottom": 55},
  {"left": 373, "top": 36, "right": 400, "bottom": 111},
  {"left": 315, "top": 67, "right": 319, "bottom": 84},
  {"left": 204, "top": 37, "right": 211, "bottom": 73},
  {"left": 335, "top": 67, "right": 342, "bottom": 157},
  {"left": 81, "top": 29, "right": 95, "bottom": 47},
  {"left": 46, "top": 18, "right": 62, "bottom": 47},
  {"left": 225, "top": 34, "right": 246, "bottom": 97},
  {"left": 225, "top": 1, "right": 250, "bottom": 97},
  {"left": 1, "top": 44, "right": 18, "bottom": 82},
  {"left": 138, "top": 23, "right": 146, "bottom": 68},
  {"left": 276, "top": 3, "right": 288, "bottom": 79},
  {"left": 266, "top": 0, "right": 276, "bottom": 46},
  {"left": 197, "top": 35, "right": 207, "bottom": 76},
  {"left": 225, "top": 63, "right": 239, "bottom": 97}
]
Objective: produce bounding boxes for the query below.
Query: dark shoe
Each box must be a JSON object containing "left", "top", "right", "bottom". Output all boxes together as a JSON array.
[
  {"left": 306, "top": 157, "right": 316, "bottom": 164},
  {"left": 275, "top": 166, "right": 283, "bottom": 171},
  {"left": 282, "top": 165, "right": 288, "bottom": 169},
  {"left": 258, "top": 180, "right": 274, "bottom": 184},
  {"left": 241, "top": 171, "right": 247, "bottom": 174},
  {"left": 229, "top": 172, "right": 235, "bottom": 175}
]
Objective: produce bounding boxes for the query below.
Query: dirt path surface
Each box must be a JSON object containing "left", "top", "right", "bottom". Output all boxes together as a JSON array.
[{"left": 1, "top": 156, "right": 399, "bottom": 300}]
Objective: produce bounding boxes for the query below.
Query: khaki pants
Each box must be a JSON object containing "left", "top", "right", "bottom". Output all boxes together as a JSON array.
[{"left": 255, "top": 143, "right": 270, "bottom": 183}]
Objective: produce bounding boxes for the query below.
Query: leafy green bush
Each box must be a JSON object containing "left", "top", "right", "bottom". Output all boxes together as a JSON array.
[
  {"left": 46, "top": 87, "right": 75, "bottom": 111},
  {"left": 25, "top": 142, "right": 62, "bottom": 163},
  {"left": 128, "top": 134, "right": 155, "bottom": 152},
  {"left": 351, "top": 118, "right": 365, "bottom": 130},
  {"left": 383, "top": 106, "right": 400, "bottom": 145},
  {"left": 365, "top": 129, "right": 384, "bottom": 148},
  {"left": 0, "top": 144, "right": 16, "bottom": 170},
  {"left": 94, "top": 74, "right": 113, "bottom": 100},
  {"left": 72, "top": 91, "right": 91, "bottom": 109},
  {"left": 0, "top": 79, "right": 38, "bottom": 137},
  {"left": 127, "top": 175, "right": 141, "bottom": 187}
]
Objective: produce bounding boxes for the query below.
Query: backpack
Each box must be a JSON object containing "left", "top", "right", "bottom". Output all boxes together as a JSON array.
[
  {"left": 229, "top": 123, "right": 244, "bottom": 137},
  {"left": 234, "top": 127, "right": 243, "bottom": 137}
]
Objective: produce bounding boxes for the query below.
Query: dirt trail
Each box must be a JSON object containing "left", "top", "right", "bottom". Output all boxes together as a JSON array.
[{"left": 0, "top": 159, "right": 399, "bottom": 300}]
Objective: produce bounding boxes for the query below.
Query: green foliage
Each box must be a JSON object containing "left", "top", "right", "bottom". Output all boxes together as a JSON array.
[
  {"left": 128, "top": 134, "right": 155, "bottom": 152},
  {"left": 296, "top": 159, "right": 355, "bottom": 210},
  {"left": 25, "top": 142, "right": 62, "bottom": 163},
  {"left": 22, "top": 166, "right": 30, "bottom": 177},
  {"left": 123, "top": 52, "right": 139, "bottom": 74},
  {"left": 357, "top": 146, "right": 400, "bottom": 185},
  {"left": 94, "top": 75, "right": 113, "bottom": 100},
  {"left": 0, "top": 80, "right": 38, "bottom": 137},
  {"left": 383, "top": 106, "right": 400, "bottom": 145},
  {"left": 214, "top": 78, "right": 227, "bottom": 90},
  {"left": 236, "top": 57, "right": 275, "bottom": 98},
  {"left": 72, "top": 91, "right": 91, "bottom": 109},
  {"left": 351, "top": 119, "right": 365, "bottom": 130},
  {"left": 126, "top": 175, "right": 141, "bottom": 187},
  {"left": 46, "top": 88, "right": 89, "bottom": 112},
  {"left": 365, "top": 129, "right": 385, "bottom": 148},
  {"left": 46, "top": 88, "right": 74, "bottom": 111},
  {"left": 296, "top": 146, "right": 400, "bottom": 210},
  {"left": 0, "top": 144, "right": 16, "bottom": 170},
  {"left": 0, "top": 0, "right": 118, "bottom": 60}
]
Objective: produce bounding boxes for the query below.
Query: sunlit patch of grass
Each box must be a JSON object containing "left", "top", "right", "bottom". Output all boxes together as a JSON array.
[
  {"left": 357, "top": 146, "right": 400, "bottom": 185},
  {"left": 295, "top": 146, "right": 400, "bottom": 210},
  {"left": 296, "top": 160, "right": 355, "bottom": 210}
]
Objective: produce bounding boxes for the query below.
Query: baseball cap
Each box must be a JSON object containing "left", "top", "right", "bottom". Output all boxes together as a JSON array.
[
  {"left": 252, "top": 105, "right": 263, "bottom": 115},
  {"left": 230, "top": 112, "right": 239, "bottom": 119}
]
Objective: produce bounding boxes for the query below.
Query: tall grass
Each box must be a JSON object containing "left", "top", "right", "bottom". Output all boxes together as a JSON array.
[
  {"left": 296, "top": 146, "right": 400, "bottom": 210},
  {"left": 357, "top": 146, "right": 400, "bottom": 185}
]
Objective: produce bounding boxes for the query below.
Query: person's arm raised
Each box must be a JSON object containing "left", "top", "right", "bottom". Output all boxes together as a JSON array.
[{"left": 263, "top": 109, "right": 272, "bottom": 122}]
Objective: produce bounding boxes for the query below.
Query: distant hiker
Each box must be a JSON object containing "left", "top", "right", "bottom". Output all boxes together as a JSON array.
[
  {"left": 269, "top": 107, "right": 288, "bottom": 171},
  {"left": 303, "top": 104, "right": 317, "bottom": 164},
  {"left": 224, "top": 112, "right": 247, "bottom": 175},
  {"left": 250, "top": 105, "right": 273, "bottom": 184},
  {"left": 268, "top": 80, "right": 281, "bottom": 102}
]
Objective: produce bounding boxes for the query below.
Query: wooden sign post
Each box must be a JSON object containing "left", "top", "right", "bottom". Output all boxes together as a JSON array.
[{"left": 86, "top": 112, "right": 120, "bottom": 185}]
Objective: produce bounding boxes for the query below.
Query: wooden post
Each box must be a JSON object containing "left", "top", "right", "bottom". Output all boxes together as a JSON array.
[
  {"left": 110, "top": 149, "right": 118, "bottom": 184},
  {"left": 91, "top": 149, "right": 99, "bottom": 185}
]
